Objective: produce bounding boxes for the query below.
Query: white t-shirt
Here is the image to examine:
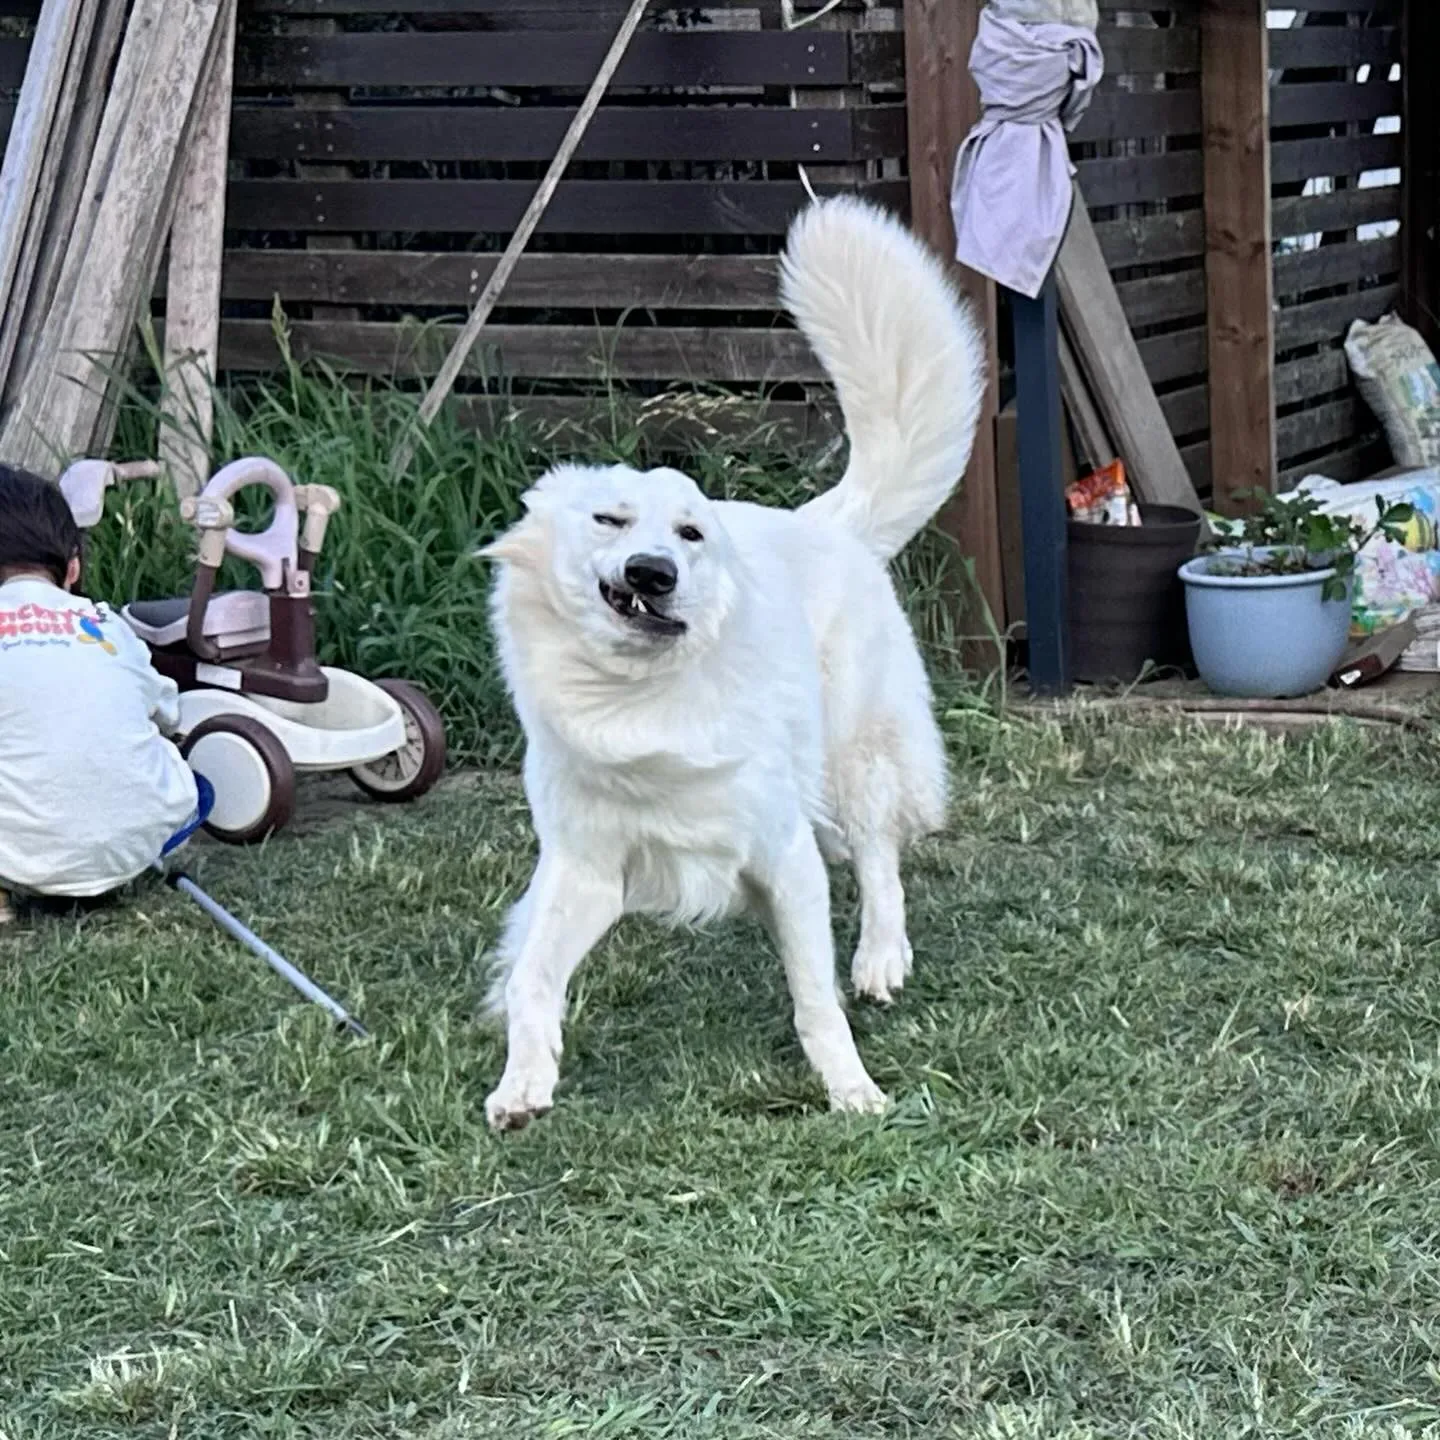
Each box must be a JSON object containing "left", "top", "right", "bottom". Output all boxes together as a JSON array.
[{"left": 0, "top": 576, "right": 199, "bottom": 897}]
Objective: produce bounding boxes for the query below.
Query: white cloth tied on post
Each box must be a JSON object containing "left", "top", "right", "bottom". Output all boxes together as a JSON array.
[{"left": 950, "top": 8, "right": 1104, "bottom": 299}]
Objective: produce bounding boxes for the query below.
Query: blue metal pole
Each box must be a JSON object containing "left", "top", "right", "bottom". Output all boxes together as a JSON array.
[
  {"left": 163, "top": 868, "right": 368, "bottom": 1038},
  {"left": 1009, "top": 275, "right": 1071, "bottom": 696}
]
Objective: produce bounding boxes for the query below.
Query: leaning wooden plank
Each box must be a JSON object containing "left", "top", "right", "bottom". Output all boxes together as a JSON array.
[
  {"left": 3, "top": 0, "right": 224, "bottom": 468},
  {"left": 3, "top": 0, "right": 162, "bottom": 427},
  {"left": 91, "top": 0, "right": 234, "bottom": 456},
  {"left": 0, "top": 0, "right": 129, "bottom": 411},
  {"left": 1055, "top": 186, "right": 1204, "bottom": 514},
  {"left": 1057, "top": 325, "right": 1113, "bottom": 474},
  {"left": 393, "top": 0, "right": 651, "bottom": 477},
  {"left": 0, "top": 0, "right": 89, "bottom": 364},
  {"left": 159, "top": 0, "right": 237, "bottom": 498}
]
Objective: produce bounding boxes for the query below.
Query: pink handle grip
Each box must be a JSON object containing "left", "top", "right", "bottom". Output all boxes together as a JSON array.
[{"left": 199, "top": 457, "right": 299, "bottom": 590}]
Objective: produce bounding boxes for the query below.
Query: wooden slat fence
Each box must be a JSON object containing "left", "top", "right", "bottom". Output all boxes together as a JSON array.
[
  {"left": 0, "top": 0, "right": 1417, "bottom": 490},
  {"left": 1268, "top": 0, "right": 1403, "bottom": 488}
]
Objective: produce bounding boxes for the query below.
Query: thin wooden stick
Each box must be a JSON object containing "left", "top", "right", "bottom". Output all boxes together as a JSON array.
[
  {"left": 160, "top": 0, "right": 236, "bottom": 498},
  {"left": 1012, "top": 695, "right": 1430, "bottom": 731},
  {"left": 392, "top": 0, "right": 650, "bottom": 477}
]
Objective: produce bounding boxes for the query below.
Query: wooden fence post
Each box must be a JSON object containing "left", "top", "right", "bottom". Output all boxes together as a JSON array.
[
  {"left": 903, "top": 0, "right": 1004, "bottom": 665},
  {"left": 1403, "top": 0, "right": 1439, "bottom": 355},
  {"left": 1201, "top": 0, "right": 1275, "bottom": 515}
]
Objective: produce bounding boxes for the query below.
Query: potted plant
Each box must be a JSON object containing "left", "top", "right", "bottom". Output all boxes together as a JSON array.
[{"left": 1178, "top": 489, "right": 1413, "bottom": 698}]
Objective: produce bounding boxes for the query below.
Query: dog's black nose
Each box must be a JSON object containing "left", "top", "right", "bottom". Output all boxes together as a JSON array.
[{"left": 624, "top": 553, "right": 677, "bottom": 596}]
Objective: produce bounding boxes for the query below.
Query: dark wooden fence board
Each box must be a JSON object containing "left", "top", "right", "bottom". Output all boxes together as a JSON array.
[
  {"left": 1275, "top": 350, "right": 1350, "bottom": 408},
  {"left": 212, "top": 250, "right": 783, "bottom": 309},
  {"left": 1274, "top": 284, "right": 1399, "bottom": 354},
  {"left": 48, "top": 0, "right": 1391, "bottom": 496},
  {"left": 1116, "top": 268, "right": 1206, "bottom": 330},
  {"left": 1269, "top": 24, "right": 1399, "bottom": 70},
  {"left": 226, "top": 103, "right": 907, "bottom": 163},
  {"left": 1068, "top": 89, "right": 1201, "bottom": 142},
  {"left": 1095, "top": 25, "right": 1199, "bottom": 73},
  {"left": 1074, "top": 152, "right": 1205, "bottom": 208},
  {"left": 226, "top": 178, "right": 910, "bottom": 234},
  {"left": 215, "top": 318, "right": 827, "bottom": 381},
  {"left": 1271, "top": 80, "right": 1402, "bottom": 128},
  {"left": 1271, "top": 134, "right": 1401, "bottom": 187},
  {"left": 1095, "top": 210, "right": 1205, "bottom": 269},
  {"left": 234, "top": 31, "right": 905, "bottom": 88},
  {"left": 1272, "top": 236, "right": 1401, "bottom": 298},
  {"left": 1273, "top": 185, "right": 1403, "bottom": 240},
  {"left": 453, "top": 394, "right": 839, "bottom": 448}
]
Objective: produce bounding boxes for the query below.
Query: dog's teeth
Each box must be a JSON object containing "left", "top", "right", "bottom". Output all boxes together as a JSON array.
[
  {"left": 636, "top": 597, "right": 653, "bottom": 616},
  {"left": 629, "top": 593, "right": 642, "bottom": 613}
]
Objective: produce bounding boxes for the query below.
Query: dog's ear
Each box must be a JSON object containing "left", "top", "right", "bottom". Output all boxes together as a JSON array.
[
  {"left": 527, "top": 461, "right": 605, "bottom": 504},
  {"left": 475, "top": 514, "right": 543, "bottom": 567}
]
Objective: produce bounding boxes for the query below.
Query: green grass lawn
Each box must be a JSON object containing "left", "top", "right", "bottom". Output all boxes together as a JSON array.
[{"left": 6, "top": 709, "right": 1440, "bottom": 1438}]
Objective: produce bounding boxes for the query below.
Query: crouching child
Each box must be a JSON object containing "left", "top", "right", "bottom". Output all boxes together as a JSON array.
[{"left": 0, "top": 464, "right": 210, "bottom": 916}]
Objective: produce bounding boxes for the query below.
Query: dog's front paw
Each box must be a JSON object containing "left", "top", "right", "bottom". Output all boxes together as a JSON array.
[
  {"left": 850, "top": 934, "right": 913, "bottom": 1004},
  {"left": 827, "top": 1074, "right": 890, "bottom": 1115},
  {"left": 485, "top": 1071, "right": 557, "bottom": 1132}
]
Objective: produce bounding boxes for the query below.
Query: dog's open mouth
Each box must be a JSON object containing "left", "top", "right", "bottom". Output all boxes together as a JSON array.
[{"left": 599, "top": 580, "right": 687, "bottom": 637}]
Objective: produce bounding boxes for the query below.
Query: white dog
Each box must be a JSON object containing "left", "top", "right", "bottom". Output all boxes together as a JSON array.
[{"left": 479, "top": 196, "right": 985, "bottom": 1130}]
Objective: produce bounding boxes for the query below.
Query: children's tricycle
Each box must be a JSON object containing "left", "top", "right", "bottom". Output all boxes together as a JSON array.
[{"left": 61, "top": 456, "right": 447, "bottom": 844}]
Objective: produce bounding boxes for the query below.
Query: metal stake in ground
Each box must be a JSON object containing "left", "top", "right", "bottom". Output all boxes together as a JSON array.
[
  {"left": 390, "top": 0, "right": 651, "bottom": 479},
  {"left": 163, "top": 868, "right": 368, "bottom": 1037}
]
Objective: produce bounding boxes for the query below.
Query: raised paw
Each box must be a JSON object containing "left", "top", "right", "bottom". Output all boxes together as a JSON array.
[
  {"left": 827, "top": 1073, "right": 890, "bottom": 1116},
  {"left": 850, "top": 934, "right": 914, "bottom": 1004},
  {"left": 484, "top": 1071, "right": 557, "bottom": 1132}
]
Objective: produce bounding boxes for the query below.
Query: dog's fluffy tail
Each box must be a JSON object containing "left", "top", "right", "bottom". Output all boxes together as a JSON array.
[{"left": 781, "top": 196, "right": 987, "bottom": 563}]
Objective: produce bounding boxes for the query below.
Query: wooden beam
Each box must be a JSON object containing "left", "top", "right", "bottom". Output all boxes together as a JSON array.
[
  {"left": 1201, "top": 0, "right": 1275, "bottom": 516},
  {"left": 1056, "top": 191, "right": 1205, "bottom": 517},
  {"left": 1058, "top": 326, "right": 1113, "bottom": 475},
  {"left": 903, "top": 0, "right": 1004, "bottom": 663},
  {"left": 160, "top": 0, "right": 236, "bottom": 498},
  {"left": 1403, "top": 0, "right": 1440, "bottom": 356}
]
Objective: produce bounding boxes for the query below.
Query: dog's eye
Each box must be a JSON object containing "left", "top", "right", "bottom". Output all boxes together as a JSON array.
[
  {"left": 593, "top": 513, "right": 627, "bottom": 528},
  {"left": 677, "top": 524, "right": 704, "bottom": 543}
]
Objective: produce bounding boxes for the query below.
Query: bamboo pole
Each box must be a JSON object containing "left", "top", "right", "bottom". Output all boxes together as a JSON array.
[
  {"left": 391, "top": 0, "right": 651, "bottom": 478},
  {"left": 159, "top": 0, "right": 237, "bottom": 498}
]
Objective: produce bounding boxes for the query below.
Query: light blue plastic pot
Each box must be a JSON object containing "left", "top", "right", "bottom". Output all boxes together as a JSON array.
[{"left": 1178, "top": 550, "right": 1352, "bottom": 699}]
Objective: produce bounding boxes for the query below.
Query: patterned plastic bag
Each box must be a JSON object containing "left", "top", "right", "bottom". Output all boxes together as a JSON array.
[{"left": 1345, "top": 314, "right": 1440, "bottom": 469}]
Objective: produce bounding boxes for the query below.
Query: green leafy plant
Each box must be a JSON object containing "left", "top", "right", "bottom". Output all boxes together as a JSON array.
[{"left": 1205, "top": 488, "right": 1415, "bottom": 601}]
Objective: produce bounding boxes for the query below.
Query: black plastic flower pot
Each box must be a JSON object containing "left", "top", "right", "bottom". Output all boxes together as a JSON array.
[{"left": 1067, "top": 503, "right": 1203, "bottom": 684}]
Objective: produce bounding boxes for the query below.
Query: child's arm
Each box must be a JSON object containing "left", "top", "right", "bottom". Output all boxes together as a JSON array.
[{"left": 109, "top": 610, "right": 183, "bottom": 733}]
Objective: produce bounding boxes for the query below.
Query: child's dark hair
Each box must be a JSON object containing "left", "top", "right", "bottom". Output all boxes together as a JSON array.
[{"left": 0, "top": 463, "right": 81, "bottom": 587}]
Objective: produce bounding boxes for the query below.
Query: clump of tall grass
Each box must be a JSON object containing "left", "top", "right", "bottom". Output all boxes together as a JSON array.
[{"left": 85, "top": 354, "right": 988, "bottom": 764}]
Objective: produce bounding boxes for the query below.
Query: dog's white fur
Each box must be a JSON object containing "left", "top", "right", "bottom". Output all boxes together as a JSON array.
[{"left": 480, "top": 196, "right": 985, "bottom": 1130}]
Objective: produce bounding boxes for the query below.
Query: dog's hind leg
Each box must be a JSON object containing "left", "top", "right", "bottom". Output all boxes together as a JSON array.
[
  {"left": 748, "top": 822, "right": 888, "bottom": 1114},
  {"left": 484, "top": 850, "right": 623, "bottom": 1132},
  {"left": 831, "top": 713, "right": 944, "bottom": 1004},
  {"left": 849, "top": 828, "right": 912, "bottom": 1005}
]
